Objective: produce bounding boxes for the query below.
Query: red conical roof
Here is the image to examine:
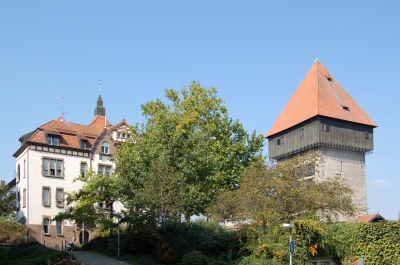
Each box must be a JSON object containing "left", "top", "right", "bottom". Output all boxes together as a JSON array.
[{"left": 266, "top": 61, "right": 377, "bottom": 137}]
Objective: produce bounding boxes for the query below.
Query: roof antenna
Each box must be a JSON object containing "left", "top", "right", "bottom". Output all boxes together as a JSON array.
[{"left": 57, "top": 90, "right": 68, "bottom": 121}]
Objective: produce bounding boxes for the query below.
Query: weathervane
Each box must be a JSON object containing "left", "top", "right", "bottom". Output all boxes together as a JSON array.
[{"left": 99, "top": 80, "right": 101, "bottom": 95}]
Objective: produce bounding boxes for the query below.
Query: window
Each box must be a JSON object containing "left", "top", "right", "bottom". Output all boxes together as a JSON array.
[
  {"left": 43, "top": 158, "right": 63, "bottom": 177},
  {"left": 57, "top": 221, "right": 63, "bottom": 235},
  {"left": 117, "top": 132, "right": 121, "bottom": 138},
  {"left": 17, "top": 191, "right": 21, "bottom": 211},
  {"left": 98, "top": 165, "right": 112, "bottom": 176},
  {"left": 80, "top": 140, "right": 88, "bottom": 150},
  {"left": 321, "top": 123, "right": 330, "bottom": 132},
  {"left": 80, "top": 162, "right": 87, "bottom": 178},
  {"left": 307, "top": 164, "right": 315, "bottom": 176},
  {"left": 23, "top": 188, "right": 26, "bottom": 208},
  {"left": 17, "top": 164, "right": 20, "bottom": 182},
  {"left": 98, "top": 200, "right": 110, "bottom": 209},
  {"left": 366, "top": 131, "right": 372, "bottom": 140},
  {"left": 128, "top": 134, "right": 131, "bottom": 139},
  {"left": 300, "top": 129, "right": 304, "bottom": 137},
  {"left": 101, "top": 142, "right": 109, "bottom": 154},
  {"left": 24, "top": 159, "right": 26, "bottom": 178},
  {"left": 122, "top": 133, "right": 126, "bottom": 138},
  {"left": 43, "top": 218, "right": 50, "bottom": 234},
  {"left": 47, "top": 135, "right": 60, "bottom": 146},
  {"left": 281, "top": 137, "right": 285, "bottom": 144},
  {"left": 342, "top": 106, "right": 350, "bottom": 111},
  {"left": 56, "top": 188, "right": 64, "bottom": 207},
  {"left": 43, "top": 187, "right": 51, "bottom": 206}
]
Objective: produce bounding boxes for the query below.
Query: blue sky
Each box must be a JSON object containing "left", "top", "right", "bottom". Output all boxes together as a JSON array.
[{"left": 1, "top": 1, "right": 399, "bottom": 220}]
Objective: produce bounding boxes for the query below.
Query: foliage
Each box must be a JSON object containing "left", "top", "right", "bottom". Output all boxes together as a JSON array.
[
  {"left": 353, "top": 221, "right": 400, "bottom": 264},
  {"left": 53, "top": 170, "right": 120, "bottom": 233},
  {"left": 211, "top": 151, "right": 357, "bottom": 223},
  {"left": 237, "top": 218, "right": 327, "bottom": 265},
  {"left": 323, "top": 222, "right": 358, "bottom": 261},
  {"left": 113, "top": 81, "right": 265, "bottom": 222},
  {"left": 178, "top": 250, "right": 208, "bottom": 265},
  {"left": 46, "top": 256, "right": 89, "bottom": 265},
  {"left": 0, "top": 185, "right": 15, "bottom": 217},
  {"left": 0, "top": 217, "right": 25, "bottom": 243},
  {"left": 157, "top": 220, "right": 240, "bottom": 263},
  {"left": 6, "top": 241, "right": 75, "bottom": 265}
]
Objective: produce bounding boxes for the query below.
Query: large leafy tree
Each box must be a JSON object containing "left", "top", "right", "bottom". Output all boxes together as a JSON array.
[
  {"left": 113, "top": 81, "right": 265, "bottom": 222},
  {"left": 0, "top": 185, "right": 15, "bottom": 217},
  {"left": 53, "top": 171, "right": 121, "bottom": 233},
  {"left": 210, "top": 151, "right": 357, "bottom": 223}
]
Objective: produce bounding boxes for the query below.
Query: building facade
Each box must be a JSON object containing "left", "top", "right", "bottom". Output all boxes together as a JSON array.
[
  {"left": 13, "top": 95, "right": 130, "bottom": 248},
  {"left": 266, "top": 58, "right": 377, "bottom": 219}
]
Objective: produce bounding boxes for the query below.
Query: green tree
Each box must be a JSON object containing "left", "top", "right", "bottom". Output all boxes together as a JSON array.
[
  {"left": 113, "top": 81, "right": 265, "bottom": 222},
  {"left": 0, "top": 185, "right": 15, "bottom": 217},
  {"left": 211, "top": 151, "right": 357, "bottom": 223},
  {"left": 53, "top": 171, "right": 121, "bottom": 233}
]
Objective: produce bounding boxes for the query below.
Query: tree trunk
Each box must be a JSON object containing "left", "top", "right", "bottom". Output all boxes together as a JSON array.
[{"left": 184, "top": 211, "right": 191, "bottom": 223}]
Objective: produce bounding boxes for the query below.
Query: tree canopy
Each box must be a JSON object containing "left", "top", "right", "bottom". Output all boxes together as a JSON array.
[
  {"left": 113, "top": 81, "right": 265, "bottom": 222},
  {"left": 209, "top": 151, "right": 358, "bottom": 223},
  {"left": 0, "top": 184, "right": 15, "bottom": 217},
  {"left": 53, "top": 171, "right": 120, "bottom": 232}
]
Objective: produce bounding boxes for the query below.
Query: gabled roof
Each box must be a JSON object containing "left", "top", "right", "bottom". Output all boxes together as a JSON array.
[
  {"left": 266, "top": 60, "right": 377, "bottom": 138},
  {"left": 356, "top": 213, "right": 385, "bottom": 223},
  {"left": 14, "top": 115, "right": 115, "bottom": 156}
]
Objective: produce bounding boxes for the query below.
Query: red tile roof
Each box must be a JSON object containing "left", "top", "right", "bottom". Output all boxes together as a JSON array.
[
  {"left": 25, "top": 116, "right": 114, "bottom": 149},
  {"left": 356, "top": 213, "right": 385, "bottom": 222},
  {"left": 266, "top": 61, "right": 377, "bottom": 137}
]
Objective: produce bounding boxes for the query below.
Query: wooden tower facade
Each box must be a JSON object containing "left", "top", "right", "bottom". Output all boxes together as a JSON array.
[{"left": 265, "top": 58, "right": 377, "bottom": 218}]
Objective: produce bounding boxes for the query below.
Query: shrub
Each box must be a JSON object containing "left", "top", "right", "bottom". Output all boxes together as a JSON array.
[
  {"left": 7, "top": 241, "right": 75, "bottom": 265},
  {"left": 46, "top": 255, "right": 89, "bottom": 265},
  {"left": 178, "top": 250, "right": 208, "bottom": 265},
  {"left": 0, "top": 217, "right": 25, "bottom": 244}
]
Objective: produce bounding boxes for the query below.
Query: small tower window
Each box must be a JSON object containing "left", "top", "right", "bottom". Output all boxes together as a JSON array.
[
  {"left": 366, "top": 131, "right": 372, "bottom": 140},
  {"left": 300, "top": 129, "right": 304, "bottom": 137},
  {"left": 277, "top": 137, "right": 284, "bottom": 145},
  {"left": 321, "top": 123, "right": 330, "bottom": 132}
]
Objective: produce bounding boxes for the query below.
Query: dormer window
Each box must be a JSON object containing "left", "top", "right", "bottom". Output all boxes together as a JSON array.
[
  {"left": 80, "top": 140, "right": 88, "bottom": 150},
  {"left": 342, "top": 106, "right": 350, "bottom": 111},
  {"left": 47, "top": 135, "right": 60, "bottom": 146},
  {"left": 101, "top": 142, "right": 109, "bottom": 154}
]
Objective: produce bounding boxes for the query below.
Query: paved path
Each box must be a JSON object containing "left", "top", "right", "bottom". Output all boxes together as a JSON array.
[{"left": 71, "top": 251, "right": 130, "bottom": 265}]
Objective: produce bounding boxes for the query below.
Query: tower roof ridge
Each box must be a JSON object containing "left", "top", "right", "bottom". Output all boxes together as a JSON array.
[{"left": 266, "top": 61, "right": 377, "bottom": 138}]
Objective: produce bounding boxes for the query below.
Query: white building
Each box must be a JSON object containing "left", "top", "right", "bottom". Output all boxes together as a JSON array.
[{"left": 13, "top": 95, "right": 130, "bottom": 247}]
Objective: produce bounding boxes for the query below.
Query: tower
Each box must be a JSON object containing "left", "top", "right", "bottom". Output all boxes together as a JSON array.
[
  {"left": 265, "top": 58, "right": 377, "bottom": 218},
  {"left": 94, "top": 95, "right": 106, "bottom": 117}
]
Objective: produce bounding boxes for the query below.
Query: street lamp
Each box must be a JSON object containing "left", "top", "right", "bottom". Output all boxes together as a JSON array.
[
  {"left": 283, "top": 223, "right": 294, "bottom": 265},
  {"left": 113, "top": 213, "right": 122, "bottom": 258}
]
